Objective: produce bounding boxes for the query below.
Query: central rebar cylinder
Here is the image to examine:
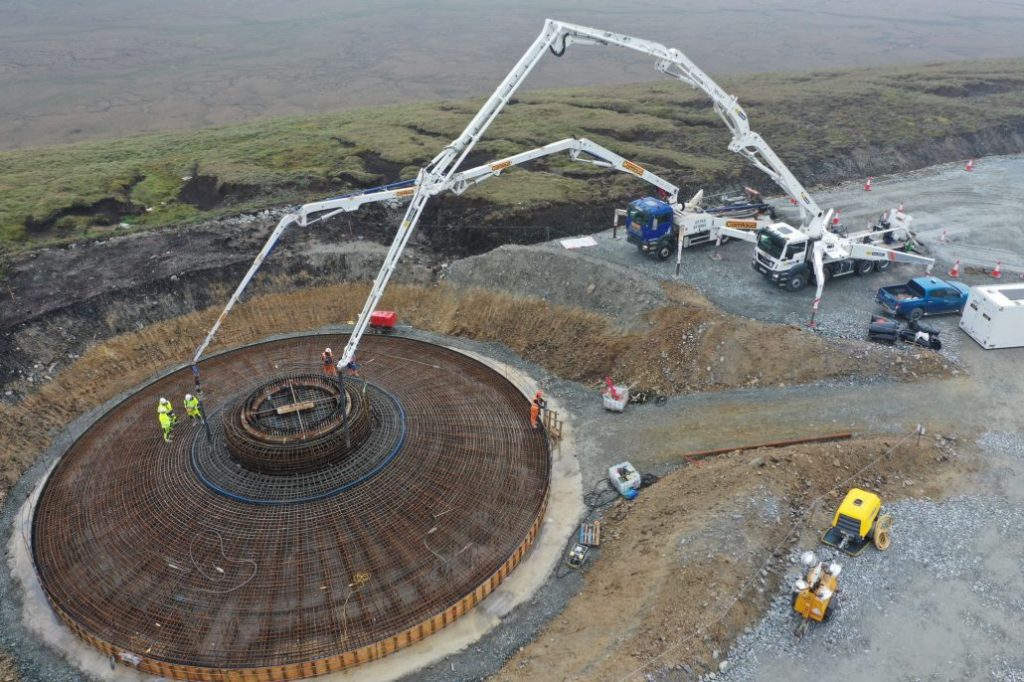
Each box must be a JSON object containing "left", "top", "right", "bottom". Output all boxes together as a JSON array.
[{"left": 222, "top": 373, "right": 371, "bottom": 474}]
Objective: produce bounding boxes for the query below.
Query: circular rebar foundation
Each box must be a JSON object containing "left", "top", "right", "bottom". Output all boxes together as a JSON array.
[{"left": 31, "top": 334, "right": 549, "bottom": 681}]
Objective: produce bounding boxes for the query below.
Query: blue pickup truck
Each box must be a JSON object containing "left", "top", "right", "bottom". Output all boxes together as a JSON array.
[{"left": 876, "top": 276, "right": 970, "bottom": 320}]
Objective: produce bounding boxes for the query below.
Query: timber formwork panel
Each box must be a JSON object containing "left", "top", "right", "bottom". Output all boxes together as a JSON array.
[{"left": 32, "top": 335, "right": 550, "bottom": 680}]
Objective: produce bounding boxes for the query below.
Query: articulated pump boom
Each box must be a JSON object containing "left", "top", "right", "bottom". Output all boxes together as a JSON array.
[
  {"left": 190, "top": 135, "right": 681, "bottom": 369},
  {"left": 194, "top": 18, "right": 936, "bottom": 376}
]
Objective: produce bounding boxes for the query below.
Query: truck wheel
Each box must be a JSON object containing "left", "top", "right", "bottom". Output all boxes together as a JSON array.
[
  {"left": 855, "top": 260, "right": 875, "bottom": 276},
  {"left": 656, "top": 243, "right": 672, "bottom": 261},
  {"left": 908, "top": 307, "right": 924, "bottom": 321},
  {"left": 875, "top": 260, "right": 891, "bottom": 272},
  {"left": 785, "top": 271, "right": 808, "bottom": 291}
]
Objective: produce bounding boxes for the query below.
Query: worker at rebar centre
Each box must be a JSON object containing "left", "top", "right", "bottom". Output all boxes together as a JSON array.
[{"left": 321, "top": 347, "right": 336, "bottom": 377}]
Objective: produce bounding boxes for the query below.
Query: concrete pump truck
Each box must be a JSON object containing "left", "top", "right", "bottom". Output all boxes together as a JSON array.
[{"left": 192, "top": 19, "right": 938, "bottom": 376}]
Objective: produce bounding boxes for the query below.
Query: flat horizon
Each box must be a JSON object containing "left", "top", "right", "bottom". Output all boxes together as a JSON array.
[{"left": 2, "top": 0, "right": 1023, "bottom": 149}]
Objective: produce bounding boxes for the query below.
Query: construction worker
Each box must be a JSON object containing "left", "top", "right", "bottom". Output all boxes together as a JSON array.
[
  {"left": 157, "top": 397, "right": 177, "bottom": 443},
  {"left": 183, "top": 393, "right": 201, "bottom": 422},
  {"left": 346, "top": 359, "right": 360, "bottom": 378},
  {"left": 530, "top": 390, "right": 547, "bottom": 429},
  {"left": 321, "top": 347, "right": 337, "bottom": 377}
]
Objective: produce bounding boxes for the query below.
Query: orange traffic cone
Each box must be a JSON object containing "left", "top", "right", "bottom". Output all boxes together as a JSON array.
[
  {"left": 863, "top": 177, "right": 873, "bottom": 191},
  {"left": 965, "top": 159, "right": 975, "bottom": 172},
  {"left": 948, "top": 259, "right": 961, "bottom": 278},
  {"left": 991, "top": 261, "right": 1002, "bottom": 279},
  {"left": 832, "top": 209, "right": 841, "bottom": 229}
]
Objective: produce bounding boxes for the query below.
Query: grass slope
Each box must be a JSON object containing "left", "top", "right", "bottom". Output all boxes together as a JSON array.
[{"left": 1, "top": 60, "right": 1023, "bottom": 245}]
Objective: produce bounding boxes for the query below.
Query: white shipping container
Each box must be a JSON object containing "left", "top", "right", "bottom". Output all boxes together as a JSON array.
[{"left": 958, "top": 283, "right": 1024, "bottom": 349}]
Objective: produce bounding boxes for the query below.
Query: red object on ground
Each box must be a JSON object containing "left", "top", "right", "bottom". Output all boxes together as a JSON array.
[
  {"left": 370, "top": 310, "right": 397, "bottom": 329},
  {"left": 863, "top": 177, "right": 873, "bottom": 191},
  {"left": 991, "top": 261, "right": 1002, "bottom": 279},
  {"left": 948, "top": 259, "right": 961, "bottom": 278},
  {"left": 603, "top": 376, "right": 621, "bottom": 401},
  {"left": 965, "top": 159, "right": 975, "bottom": 171}
]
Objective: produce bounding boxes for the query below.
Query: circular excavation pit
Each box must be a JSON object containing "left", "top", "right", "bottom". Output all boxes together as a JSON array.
[{"left": 30, "top": 334, "right": 550, "bottom": 680}]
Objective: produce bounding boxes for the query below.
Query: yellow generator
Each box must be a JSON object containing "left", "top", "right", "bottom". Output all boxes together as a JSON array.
[
  {"left": 821, "top": 488, "right": 892, "bottom": 556},
  {"left": 792, "top": 551, "right": 840, "bottom": 623}
]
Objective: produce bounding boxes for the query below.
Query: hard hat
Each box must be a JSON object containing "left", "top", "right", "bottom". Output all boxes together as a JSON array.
[
  {"left": 801, "top": 551, "right": 818, "bottom": 567},
  {"left": 827, "top": 562, "right": 842, "bottom": 577},
  {"left": 794, "top": 579, "right": 808, "bottom": 591},
  {"left": 535, "top": 390, "right": 543, "bottom": 398},
  {"left": 159, "top": 397, "right": 169, "bottom": 404},
  {"left": 185, "top": 393, "right": 193, "bottom": 401},
  {"left": 325, "top": 347, "right": 332, "bottom": 354}
]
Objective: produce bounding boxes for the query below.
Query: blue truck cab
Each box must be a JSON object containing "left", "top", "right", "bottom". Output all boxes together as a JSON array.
[
  {"left": 625, "top": 197, "right": 676, "bottom": 260},
  {"left": 876, "top": 276, "right": 970, "bottom": 320}
]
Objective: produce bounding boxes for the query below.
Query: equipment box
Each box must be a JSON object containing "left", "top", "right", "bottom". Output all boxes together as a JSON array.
[
  {"left": 602, "top": 385, "right": 629, "bottom": 412},
  {"left": 369, "top": 310, "right": 397, "bottom": 330},
  {"left": 959, "top": 284, "right": 1024, "bottom": 349}
]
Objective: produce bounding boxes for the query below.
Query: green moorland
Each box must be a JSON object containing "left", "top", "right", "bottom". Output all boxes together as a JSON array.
[{"left": 1, "top": 59, "right": 1023, "bottom": 246}]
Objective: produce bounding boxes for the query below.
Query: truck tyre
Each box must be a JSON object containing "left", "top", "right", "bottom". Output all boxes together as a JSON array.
[
  {"left": 855, "top": 260, "right": 875, "bottom": 276},
  {"left": 875, "top": 260, "right": 891, "bottom": 272},
  {"left": 908, "top": 307, "right": 924, "bottom": 321},
  {"left": 785, "top": 271, "right": 808, "bottom": 292},
  {"left": 656, "top": 243, "right": 672, "bottom": 261}
]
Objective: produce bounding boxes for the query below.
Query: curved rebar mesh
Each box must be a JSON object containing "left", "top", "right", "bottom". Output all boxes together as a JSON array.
[
  {"left": 32, "top": 334, "right": 549, "bottom": 677},
  {"left": 222, "top": 374, "right": 372, "bottom": 474}
]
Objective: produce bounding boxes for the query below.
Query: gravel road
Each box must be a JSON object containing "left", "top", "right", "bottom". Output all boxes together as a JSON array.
[
  {"left": 3, "top": 155, "right": 1022, "bottom": 682},
  {"left": 557, "top": 153, "right": 1024, "bottom": 360},
  {"left": 719, "top": 432, "right": 1024, "bottom": 682}
]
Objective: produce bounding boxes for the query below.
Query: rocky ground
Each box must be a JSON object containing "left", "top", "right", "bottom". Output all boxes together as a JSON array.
[{"left": 1, "top": 156, "right": 1022, "bottom": 681}]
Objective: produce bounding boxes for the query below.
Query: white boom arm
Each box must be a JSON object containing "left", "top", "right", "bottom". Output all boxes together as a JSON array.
[
  {"left": 449, "top": 137, "right": 679, "bottom": 201},
  {"left": 545, "top": 22, "right": 824, "bottom": 230},
  {"left": 333, "top": 19, "right": 831, "bottom": 367},
  {"left": 191, "top": 135, "right": 679, "bottom": 366}
]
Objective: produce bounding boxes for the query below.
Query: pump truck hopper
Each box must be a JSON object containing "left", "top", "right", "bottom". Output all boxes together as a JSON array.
[{"left": 821, "top": 488, "right": 892, "bottom": 556}]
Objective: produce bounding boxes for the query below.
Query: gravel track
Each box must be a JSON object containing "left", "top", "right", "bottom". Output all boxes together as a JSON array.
[
  {"left": 2, "top": 155, "right": 1023, "bottom": 681},
  {"left": 718, "top": 433, "right": 1024, "bottom": 682}
]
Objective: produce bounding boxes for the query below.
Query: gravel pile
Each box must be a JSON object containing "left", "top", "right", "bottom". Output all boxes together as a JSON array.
[{"left": 717, "top": 431, "right": 1024, "bottom": 682}]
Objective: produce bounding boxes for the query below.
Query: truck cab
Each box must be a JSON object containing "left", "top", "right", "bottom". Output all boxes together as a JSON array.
[
  {"left": 752, "top": 224, "right": 812, "bottom": 289},
  {"left": 625, "top": 197, "right": 675, "bottom": 259}
]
